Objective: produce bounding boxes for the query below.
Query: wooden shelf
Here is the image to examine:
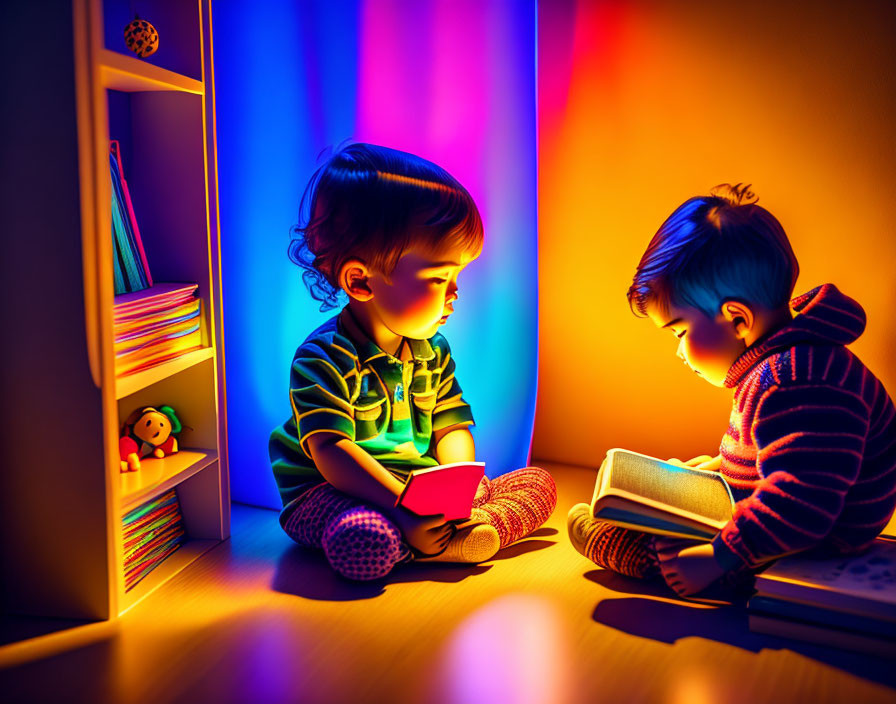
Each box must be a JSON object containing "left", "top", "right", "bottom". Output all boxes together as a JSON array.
[
  {"left": 120, "top": 538, "right": 219, "bottom": 614},
  {"left": 99, "top": 49, "right": 204, "bottom": 94},
  {"left": 120, "top": 449, "right": 217, "bottom": 513},
  {"left": 115, "top": 347, "right": 215, "bottom": 399}
]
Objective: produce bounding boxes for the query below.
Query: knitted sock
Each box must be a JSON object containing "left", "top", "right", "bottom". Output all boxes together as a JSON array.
[
  {"left": 471, "top": 467, "right": 557, "bottom": 548},
  {"left": 281, "top": 482, "right": 408, "bottom": 581},
  {"left": 322, "top": 506, "right": 407, "bottom": 581},
  {"left": 416, "top": 523, "right": 500, "bottom": 563},
  {"left": 280, "top": 482, "right": 358, "bottom": 549},
  {"left": 567, "top": 503, "right": 660, "bottom": 578}
]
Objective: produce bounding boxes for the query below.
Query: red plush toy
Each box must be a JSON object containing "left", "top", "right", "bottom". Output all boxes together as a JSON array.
[{"left": 119, "top": 405, "right": 182, "bottom": 472}]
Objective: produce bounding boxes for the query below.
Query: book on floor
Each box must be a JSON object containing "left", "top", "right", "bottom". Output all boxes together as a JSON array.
[
  {"left": 589, "top": 448, "right": 735, "bottom": 540},
  {"left": 747, "top": 537, "right": 896, "bottom": 656},
  {"left": 751, "top": 537, "right": 896, "bottom": 621},
  {"left": 748, "top": 612, "right": 896, "bottom": 658},
  {"left": 396, "top": 462, "right": 485, "bottom": 521}
]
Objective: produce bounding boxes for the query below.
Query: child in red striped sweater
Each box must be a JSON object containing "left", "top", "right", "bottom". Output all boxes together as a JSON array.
[{"left": 569, "top": 184, "right": 896, "bottom": 597}]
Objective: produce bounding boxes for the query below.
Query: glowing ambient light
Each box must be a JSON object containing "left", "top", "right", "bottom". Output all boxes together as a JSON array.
[
  {"left": 214, "top": 1, "right": 538, "bottom": 507},
  {"left": 431, "top": 594, "right": 573, "bottom": 704}
]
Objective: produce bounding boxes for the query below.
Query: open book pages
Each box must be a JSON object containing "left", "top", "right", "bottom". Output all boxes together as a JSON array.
[
  {"left": 753, "top": 537, "right": 896, "bottom": 621},
  {"left": 590, "top": 449, "right": 735, "bottom": 540}
]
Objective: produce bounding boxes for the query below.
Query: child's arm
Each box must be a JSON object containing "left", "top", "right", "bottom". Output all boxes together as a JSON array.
[
  {"left": 307, "top": 432, "right": 453, "bottom": 555},
  {"left": 432, "top": 426, "right": 475, "bottom": 464},
  {"left": 712, "top": 377, "right": 871, "bottom": 572}
]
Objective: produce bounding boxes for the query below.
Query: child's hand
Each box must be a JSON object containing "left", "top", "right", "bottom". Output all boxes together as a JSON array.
[
  {"left": 666, "top": 455, "right": 721, "bottom": 472},
  {"left": 660, "top": 542, "right": 726, "bottom": 596},
  {"left": 391, "top": 506, "right": 454, "bottom": 556}
]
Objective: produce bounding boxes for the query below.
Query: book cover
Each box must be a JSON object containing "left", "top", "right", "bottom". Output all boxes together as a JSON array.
[
  {"left": 110, "top": 143, "right": 151, "bottom": 293},
  {"left": 589, "top": 448, "right": 735, "bottom": 540},
  {"left": 396, "top": 462, "right": 486, "bottom": 521},
  {"left": 753, "top": 538, "right": 896, "bottom": 621},
  {"left": 111, "top": 141, "right": 153, "bottom": 286}
]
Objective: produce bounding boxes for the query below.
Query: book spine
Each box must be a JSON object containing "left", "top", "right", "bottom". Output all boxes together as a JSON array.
[
  {"left": 110, "top": 153, "right": 147, "bottom": 291},
  {"left": 748, "top": 613, "right": 896, "bottom": 659},
  {"left": 111, "top": 141, "right": 153, "bottom": 287},
  {"left": 754, "top": 578, "right": 896, "bottom": 622},
  {"left": 748, "top": 595, "right": 896, "bottom": 638}
]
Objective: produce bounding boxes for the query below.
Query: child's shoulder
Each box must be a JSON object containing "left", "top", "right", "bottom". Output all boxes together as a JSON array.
[
  {"left": 749, "top": 343, "right": 852, "bottom": 389},
  {"left": 293, "top": 314, "right": 360, "bottom": 371}
]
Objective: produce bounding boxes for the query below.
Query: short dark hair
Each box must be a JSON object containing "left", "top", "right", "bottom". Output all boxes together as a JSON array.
[
  {"left": 289, "top": 143, "right": 484, "bottom": 310},
  {"left": 627, "top": 184, "right": 799, "bottom": 317}
]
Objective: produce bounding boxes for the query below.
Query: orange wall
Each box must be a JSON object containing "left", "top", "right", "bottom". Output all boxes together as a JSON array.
[{"left": 535, "top": 0, "right": 896, "bottom": 467}]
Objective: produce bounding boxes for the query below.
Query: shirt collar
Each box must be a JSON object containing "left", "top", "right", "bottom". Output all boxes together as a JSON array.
[{"left": 337, "top": 306, "right": 435, "bottom": 365}]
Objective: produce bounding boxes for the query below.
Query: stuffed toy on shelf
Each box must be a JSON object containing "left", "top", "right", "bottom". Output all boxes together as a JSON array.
[{"left": 119, "top": 405, "right": 182, "bottom": 472}]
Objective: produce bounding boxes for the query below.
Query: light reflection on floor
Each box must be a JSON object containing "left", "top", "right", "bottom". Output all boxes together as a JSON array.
[{"left": 434, "top": 593, "right": 573, "bottom": 704}]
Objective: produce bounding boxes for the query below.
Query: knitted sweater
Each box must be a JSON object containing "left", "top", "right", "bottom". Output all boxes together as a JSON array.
[{"left": 710, "top": 284, "right": 896, "bottom": 572}]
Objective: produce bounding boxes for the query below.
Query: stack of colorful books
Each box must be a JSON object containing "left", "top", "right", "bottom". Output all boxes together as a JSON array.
[
  {"left": 111, "top": 141, "right": 152, "bottom": 294},
  {"left": 123, "top": 489, "right": 186, "bottom": 592},
  {"left": 114, "top": 283, "right": 203, "bottom": 377},
  {"left": 748, "top": 537, "right": 896, "bottom": 656}
]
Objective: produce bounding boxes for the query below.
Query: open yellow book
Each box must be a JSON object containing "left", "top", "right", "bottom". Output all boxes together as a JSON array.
[{"left": 590, "top": 449, "right": 735, "bottom": 540}]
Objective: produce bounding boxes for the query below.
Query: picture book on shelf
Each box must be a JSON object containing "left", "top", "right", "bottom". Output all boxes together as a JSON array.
[
  {"left": 110, "top": 141, "right": 152, "bottom": 294},
  {"left": 396, "top": 462, "right": 486, "bottom": 522},
  {"left": 589, "top": 448, "right": 735, "bottom": 540},
  {"left": 113, "top": 283, "right": 203, "bottom": 377}
]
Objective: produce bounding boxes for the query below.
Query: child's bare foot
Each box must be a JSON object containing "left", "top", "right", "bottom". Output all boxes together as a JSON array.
[{"left": 418, "top": 522, "right": 500, "bottom": 563}]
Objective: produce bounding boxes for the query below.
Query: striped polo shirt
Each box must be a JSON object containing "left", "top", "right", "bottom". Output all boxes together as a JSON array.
[
  {"left": 711, "top": 284, "right": 896, "bottom": 571},
  {"left": 269, "top": 307, "right": 475, "bottom": 508}
]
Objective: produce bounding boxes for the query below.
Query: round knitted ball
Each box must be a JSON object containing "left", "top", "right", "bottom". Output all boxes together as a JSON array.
[{"left": 124, "top": 16, "right": 159, "bottom": 59}]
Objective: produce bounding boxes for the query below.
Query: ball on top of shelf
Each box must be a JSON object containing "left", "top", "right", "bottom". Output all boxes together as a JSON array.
[
  {"left": 124, "top": 15, "right": 159, "bottom": 59},
  {"left": 119, "top": 405, "right": 182, "bottom": 472}
]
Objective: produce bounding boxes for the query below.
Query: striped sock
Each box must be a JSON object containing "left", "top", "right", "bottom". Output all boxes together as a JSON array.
[
  {"left": 471, "top": 467, "right": 557, "bottom": 548},
  {"left": 567, "top": 503, "right": 659, "bottom": 578}
]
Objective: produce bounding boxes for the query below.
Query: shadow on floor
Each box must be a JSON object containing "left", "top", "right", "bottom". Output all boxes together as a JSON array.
[
  {"left": 586, "top": 569, "right": 896, "bottom": 689},
  {"left": 490, "top": 539, "right": 557, "bottom": 561},
  {"left": 272, "top": 530, "right": 559, "bottom": 601},
  {"left": 272, "top": 544, "right": 492, "bottom": 601}
]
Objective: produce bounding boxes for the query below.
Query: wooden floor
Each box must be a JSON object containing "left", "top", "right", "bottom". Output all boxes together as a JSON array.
[{"left": 2, "top": 463, "right": 895, "bottom": 704}]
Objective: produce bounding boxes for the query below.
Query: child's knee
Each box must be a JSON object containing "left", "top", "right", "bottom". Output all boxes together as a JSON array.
[{"left": 322, "top": 508, "right": 405, "bottom": 581}]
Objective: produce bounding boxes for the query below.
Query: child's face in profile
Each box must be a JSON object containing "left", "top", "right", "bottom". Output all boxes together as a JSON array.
[
  {"left": 368, "top": 239, "right": 480, "bottom": 341},
  {"left": 646, "top": 301, "right": 745, "bottom": 387}
]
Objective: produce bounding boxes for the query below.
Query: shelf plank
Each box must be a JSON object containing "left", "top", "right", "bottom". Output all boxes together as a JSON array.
[
  {"left": 120, "top": 449, "right": 217, "bottom": 513},
  {"left": 99, "top": 49, "right": 204, "bottom": 94},
  {"left": 120, "top": 538, "right": 219, "bottom": 614},
  {"left": 115, "top": 347, "right": 215, "bottom": 399}
]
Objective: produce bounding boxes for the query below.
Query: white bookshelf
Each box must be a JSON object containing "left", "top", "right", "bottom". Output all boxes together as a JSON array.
[{"left": 0, "top": 0, "right": 228, "bottom": 653}]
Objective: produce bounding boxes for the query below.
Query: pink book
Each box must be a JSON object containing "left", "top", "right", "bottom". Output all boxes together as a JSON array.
[
  {"left": 395, "top": 462, "right": 485, "bottom": 521},
  {"left": 111, "top": 141, "right": 153, "bottom": 286}
]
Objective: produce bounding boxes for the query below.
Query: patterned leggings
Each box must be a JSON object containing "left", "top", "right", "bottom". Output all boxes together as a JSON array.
[{"left": 281, "top": 467, "right": 557, "bottom": 581}]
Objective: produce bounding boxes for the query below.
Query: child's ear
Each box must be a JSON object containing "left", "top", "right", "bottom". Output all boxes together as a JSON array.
[
  {"left": 338, "top": 259, "right": 374, "bottom": 301},
  {"left": 719, "top": 300, "right": 754, "bottom": 340}
]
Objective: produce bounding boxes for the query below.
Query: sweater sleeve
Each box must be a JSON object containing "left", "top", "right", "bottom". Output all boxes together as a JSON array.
[{"left": 712, "top": 381, "right": 870, "bottom": 570}]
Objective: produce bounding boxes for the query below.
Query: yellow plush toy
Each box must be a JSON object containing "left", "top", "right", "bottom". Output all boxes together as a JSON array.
[{"left": 119, "top": 406, "right": 181, "bottom": 472}]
